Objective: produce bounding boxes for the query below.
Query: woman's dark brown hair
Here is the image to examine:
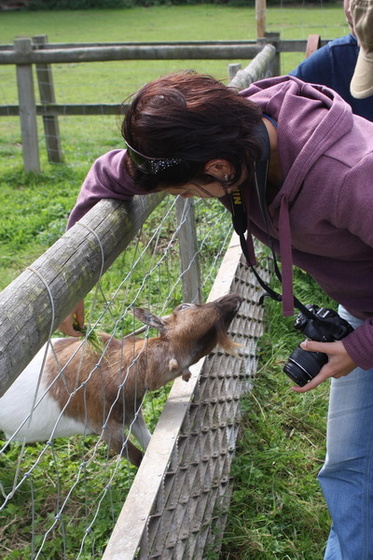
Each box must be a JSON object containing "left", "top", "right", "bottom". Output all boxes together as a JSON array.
[{"left": 122, "top": 70, "right": 263, "bottom": 191}]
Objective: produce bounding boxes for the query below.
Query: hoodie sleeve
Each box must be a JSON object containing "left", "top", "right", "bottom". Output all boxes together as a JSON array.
[
  {"left": 67, "top": 150, "right": 148, "bottom": 228},
  {"left": 335, "top": 154, "right": 373, "bottom": 369},
  {"left": 343, "top": 320, "right": 373, "bottom": 370}
]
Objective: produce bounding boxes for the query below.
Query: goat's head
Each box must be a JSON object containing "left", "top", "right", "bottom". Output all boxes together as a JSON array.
[{"left": 133, "top": 293, "right": 242, "bottom": 386}]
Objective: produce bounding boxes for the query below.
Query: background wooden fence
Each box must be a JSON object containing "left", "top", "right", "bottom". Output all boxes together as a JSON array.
[{"left": 0, "top": 32, "right": 327, "bottom": 172}]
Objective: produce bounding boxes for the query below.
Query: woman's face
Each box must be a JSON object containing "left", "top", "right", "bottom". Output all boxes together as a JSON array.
[
  {"left": 162, "top": 181, "right": 238, "bottom": 199},
  {"left": 161, "top": 168, "right": 247, "bottom": 199}
]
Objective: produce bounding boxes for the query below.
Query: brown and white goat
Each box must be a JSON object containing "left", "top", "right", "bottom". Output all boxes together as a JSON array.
[{"left": 0, "top": 294, "right": 241, "bottom": 466}]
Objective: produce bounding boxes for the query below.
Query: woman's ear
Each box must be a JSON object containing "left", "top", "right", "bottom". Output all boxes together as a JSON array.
[{"left": 204, "top": 159, "right": 234, "bottom": 180}]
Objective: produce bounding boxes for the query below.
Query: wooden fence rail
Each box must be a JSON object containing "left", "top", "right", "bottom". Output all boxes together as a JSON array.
[
  {"left": 0, "top": 38, "right": 329, "bottom": 63},
  {"left": 1, "top": 41, "right": 265, "bottom": 64},
  {"left": 0, "top": 35, "right": 328, "bottom": 171}
]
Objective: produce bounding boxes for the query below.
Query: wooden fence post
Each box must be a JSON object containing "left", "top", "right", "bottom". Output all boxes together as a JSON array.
[
  {"left": 256, "top": 0, "right": 266, "bottom": 39},
  {"left": 33, "top": 34, "right": 64, "bottom": 163},
  {"left": 264, "top": 31, "right": 281, "bottom": 76},
  {"left": 228, "top": 62, "right": 242, "bottom": 81},
  {"left": 14, "top": 37, "right": 40, "bottom": 173},
  {"left": 229, "top": 44, "right": 276, "bottom": 90},
  {"left": 176, "top": 197, "right": 202, "bottom": 304}
]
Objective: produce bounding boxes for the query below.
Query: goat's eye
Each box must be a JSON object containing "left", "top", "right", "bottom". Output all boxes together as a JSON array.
[{"left": 178, "top": 303, "right": 193, "bottom": 311}]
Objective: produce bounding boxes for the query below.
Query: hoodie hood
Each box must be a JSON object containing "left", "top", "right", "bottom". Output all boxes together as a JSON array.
[{"left": 240, "top": 76, "right": 355, "bottom": 315}]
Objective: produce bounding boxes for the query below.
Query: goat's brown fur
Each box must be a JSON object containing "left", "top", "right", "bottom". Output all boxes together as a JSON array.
[{"left": 36, "top": 294, "right": 242, "bottom": 466}]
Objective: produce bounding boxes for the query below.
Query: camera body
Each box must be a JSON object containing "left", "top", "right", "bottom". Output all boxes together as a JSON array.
[{"left": 283, "top": 305, "right": 354, "bottom": 387}]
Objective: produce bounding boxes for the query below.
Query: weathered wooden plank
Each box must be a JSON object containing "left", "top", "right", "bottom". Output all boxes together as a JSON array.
[
  {"left": 0, "top": 43, "right": 263, "bottom": 65},
  {"left": 256, "top": 0, "right": 266, "bottom": 39},
  {"left": 0, "top": 193, "right": 165, "bottom": 397},
  {"left": 0, "top": 104, "right": 124, "bottom": 116},
  {"left": 175, "top": 197, "right": 202, "bottom": 304},
  {"left": 14, "top": 38, "right": 40, "bottom": 173},
  {"left": 33, "top": 35, "right": 64, "bottom": 163},
  {"left": 229, "top": 44, "right": 276, "bottom": 90},
  {"left": 262, "top": 33, "right": 281, "bottom": 76},
  {"left": 228, "top": 62, "right": 242, "bottom": 81},
  {"left": 0, "top": 40, "right": 259, "bottom": 53},
  {"left": 0, "top": 39, "right": 331, "bottom": 61}
]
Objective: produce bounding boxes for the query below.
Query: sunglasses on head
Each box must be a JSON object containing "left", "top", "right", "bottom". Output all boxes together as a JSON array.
[{"left": 125, "top": 141, "right": 183, "bottom": 175}]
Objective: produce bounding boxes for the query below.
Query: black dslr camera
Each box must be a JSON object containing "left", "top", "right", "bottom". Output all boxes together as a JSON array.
[{"left": 283, "top": 305, "right": 354, "bottom": 387}]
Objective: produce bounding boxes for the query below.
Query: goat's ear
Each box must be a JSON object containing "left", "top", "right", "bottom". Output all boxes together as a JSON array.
[{"left": 133, "top": 308, "right": 166, "bottom": 333}]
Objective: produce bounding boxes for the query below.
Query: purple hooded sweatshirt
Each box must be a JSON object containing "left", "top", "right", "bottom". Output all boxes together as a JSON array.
[{"left": 68, "top": 76, "right": 373, "bottom": 370}]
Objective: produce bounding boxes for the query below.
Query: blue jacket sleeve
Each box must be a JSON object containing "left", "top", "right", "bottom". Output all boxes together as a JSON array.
[{"left": 289, "top": 45, "right": 333, "bottom": 89}]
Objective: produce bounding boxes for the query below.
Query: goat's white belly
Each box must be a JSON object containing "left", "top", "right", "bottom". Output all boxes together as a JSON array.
[{"left": 0, "top": 343, "right": 91, "bottom": 442}]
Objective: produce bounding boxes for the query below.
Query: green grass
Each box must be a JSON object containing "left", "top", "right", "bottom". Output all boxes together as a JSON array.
[
  {"left": 0, "top": 5, "right": 347, "bottom": 559},
  {"left": 0, "top": 4, "right": 348, "bottom": 45},
  {"left": 221, "top": 272, "right": 333, "bottom": 559},
  {"left": 0, "top": 4, "right": 349, "bottom": 103},
  {"left": 0, "top": 167, "right": 87, "bottom": 288}
]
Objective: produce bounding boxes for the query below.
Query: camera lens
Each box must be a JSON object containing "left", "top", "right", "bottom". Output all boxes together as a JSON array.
[{"left": 283, "top": 347, "right": 328, "bottom": 387}]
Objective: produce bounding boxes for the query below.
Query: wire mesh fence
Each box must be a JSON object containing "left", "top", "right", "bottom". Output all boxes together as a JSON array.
[
  {"left": 105, "top": 248, "right": 270, "bottom": 560},
  {"left": 0, "top": 196, "right": 235, "bottom": 559}
]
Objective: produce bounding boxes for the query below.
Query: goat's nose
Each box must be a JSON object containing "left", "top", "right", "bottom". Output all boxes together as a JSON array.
[
  {"left": 234, "top": 295, "right": 242, "bottom": 310},
  {"left": 233, "top": 295, "right": 242, "bottom": 311},
  {"left": 216, "top": 293, "right": 242, "bottom": 310},
  {"left": 231, "top": 293, "right": 243, "bottom": 305}
]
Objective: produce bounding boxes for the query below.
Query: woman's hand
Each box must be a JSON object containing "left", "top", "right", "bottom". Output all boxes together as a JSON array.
[
  {"left": 291, "top": 340, "right": 357, "bottom": 393},
  {"left": 58, "top": 300, "right": 85, "bottom": 337}
]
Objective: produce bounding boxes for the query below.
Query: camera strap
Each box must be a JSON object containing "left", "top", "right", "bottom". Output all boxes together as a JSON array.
[
  {"left": 229, "top": 120, "right": 316, "bottom": 321},
  {"left": 230, "top": 179, "right": 284, "bottom": 305}
]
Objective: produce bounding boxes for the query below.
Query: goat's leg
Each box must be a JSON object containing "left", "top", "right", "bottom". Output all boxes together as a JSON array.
[
  {"left": 121, "top": 439, "right": 144, "bottom": 467},
  {"left": 103, "top": 425, "right": 144, "bottom": 467},
  {"left": 130, "top": 410, "right": 152, "bottom": 450}
]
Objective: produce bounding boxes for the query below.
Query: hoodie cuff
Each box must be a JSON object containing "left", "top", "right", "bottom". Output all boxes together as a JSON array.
[{"left": 342, "top": 322, "right": 373, "bottom": 370}]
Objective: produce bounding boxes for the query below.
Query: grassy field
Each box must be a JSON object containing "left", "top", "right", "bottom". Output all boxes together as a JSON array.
[
  {"left": 0, "top": 4, "right": 348, "bottom": 44},
  {"left": 221, "top": 273, "right": 333, "bottom": 559},
  {"left": 0, "top": 5, "right": 347, "bottom": 559}
]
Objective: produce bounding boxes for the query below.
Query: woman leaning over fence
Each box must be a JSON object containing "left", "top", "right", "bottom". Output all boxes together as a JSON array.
[{"left": 60, "top": 70, "right": 373, "bottom": 560}]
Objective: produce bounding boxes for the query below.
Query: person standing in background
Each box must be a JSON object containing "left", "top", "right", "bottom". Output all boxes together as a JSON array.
[
  {"left": 349, "top": 0, "right": 373, "bottom": 99},
  {"left": 290, "top": 0, "right": 373, "bottom": 119}
]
